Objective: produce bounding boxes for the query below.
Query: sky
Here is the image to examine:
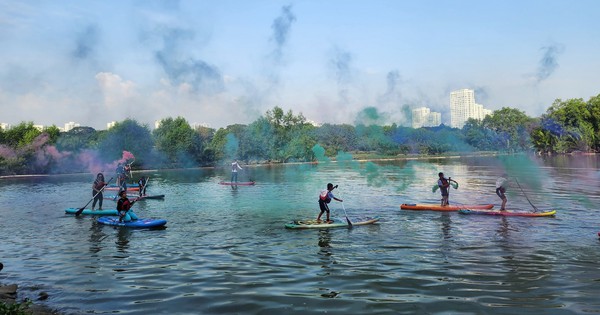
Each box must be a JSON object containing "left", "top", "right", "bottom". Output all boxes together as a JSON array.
[{"left": 1, "top": 0, "right": 599, "bottom": 130}]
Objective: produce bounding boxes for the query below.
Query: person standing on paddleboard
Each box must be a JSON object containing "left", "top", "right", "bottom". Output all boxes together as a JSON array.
[
  {"left": 438, "top": 172, "right": 457, "bottom": 206},
  {"left": 317, "top": 183, "right": 343, "bottom": 223},
  {"left": 117, "top": 190, "right": 139, "bottom": 222},
  {"left": 91, "top": 173, "right": 106, "bottom": 211},
  {"left": 231, "top": 160, "right": 243, "bottom": 183},
  {"left": 496, "top": 174, "right": 508, "bottom": 210},
  {"left": 138, "top": 176, "right": 147, "bottom": 197}
]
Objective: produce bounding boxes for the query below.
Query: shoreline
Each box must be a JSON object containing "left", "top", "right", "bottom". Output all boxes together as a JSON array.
[
  {"left": 0, "top": 151, "right": 511, "bottom": 180},
  {"left": 3, "top": 150, "right": 598, "bottom": 180}
]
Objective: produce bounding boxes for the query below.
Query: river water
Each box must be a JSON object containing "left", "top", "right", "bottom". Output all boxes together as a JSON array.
[{"left": 1, "top": 154, "right": 599, "bottom": 315}]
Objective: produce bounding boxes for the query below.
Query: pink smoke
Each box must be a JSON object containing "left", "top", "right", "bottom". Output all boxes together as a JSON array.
[
  {"left": 78, "top": 150, "right": 136, "bottom": 175},
  {"left": 0, "top": 145, "right": 17, "bottom": 159},
  {"left": 120, "top": 151, "right": 135, "bottom": 163}
]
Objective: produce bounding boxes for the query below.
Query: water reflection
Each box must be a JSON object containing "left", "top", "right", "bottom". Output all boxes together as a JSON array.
[
  {"left": 115, "top": 227, "right": 132, "bottom": 253},
  {"left": 440, "top": 212, "right": 452, "bottom": 240},
  {"left": 88, "top": 220, "right": 108, "bottom": 254},
  {"left": 317, "top": 230, "right": 333, "bottom": 274}
]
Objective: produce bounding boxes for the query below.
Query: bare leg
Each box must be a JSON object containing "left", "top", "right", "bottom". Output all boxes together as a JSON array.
[{"left": 500, "top": 197, "right": 507, "bottom": 210}]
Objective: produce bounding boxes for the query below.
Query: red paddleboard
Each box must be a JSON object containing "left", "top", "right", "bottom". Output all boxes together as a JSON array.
[{"left": 400, "top": 203, "right": 494, "bottom": 211}]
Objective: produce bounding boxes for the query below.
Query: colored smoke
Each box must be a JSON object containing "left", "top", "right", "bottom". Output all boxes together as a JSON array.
[{"left": 536, "top": 43, "right": 565, "bottom": 83}]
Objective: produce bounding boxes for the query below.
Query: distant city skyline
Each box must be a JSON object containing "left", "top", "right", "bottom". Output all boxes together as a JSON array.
[{"left": 1, "top": 1, "right": 600, "bottom": 129}]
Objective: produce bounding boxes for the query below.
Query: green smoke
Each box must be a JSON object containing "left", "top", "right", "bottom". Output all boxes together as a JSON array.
[{"left": 225, "top": 133, "right": 239, "bottom": 159}]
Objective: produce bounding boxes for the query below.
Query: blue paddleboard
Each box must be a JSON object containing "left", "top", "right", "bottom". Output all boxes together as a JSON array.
[{"left": 97, "top": 216, "right": 167, "bottom": 228}]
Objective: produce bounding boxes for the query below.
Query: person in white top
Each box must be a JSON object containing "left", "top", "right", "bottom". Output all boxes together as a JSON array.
[
  {"left": 231, "top": 160, "right": 243, "bottom": 183},
  {"left": 495, "top": 175, "right": 508, "bottom": 210}
]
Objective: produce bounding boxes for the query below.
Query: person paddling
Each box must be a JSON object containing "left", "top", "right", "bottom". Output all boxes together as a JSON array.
[
  {"left": 231, "top": 160, "right": 243, "bottom": 183},
  {"left": 117, "top": 190, "right": 139, "bottom": 222},
  {"left": 438, "top": 172, "right": 458, "bottom": 206},
  {"left": 91, "top": 173, "right": 106, "bottom": 211},
  {"left": 317, "top": 183, "right": 343, "bottom": 223},
  {"left": 496, "top": 174, "right": 508, "bottom": 210},
  {"left": 138, "top": 176, "right": 148, "bottom": 197}
]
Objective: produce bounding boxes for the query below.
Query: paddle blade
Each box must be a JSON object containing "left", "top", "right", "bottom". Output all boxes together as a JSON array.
[
  {"left": 74, "top": 207, "right": 85, "bottom": 216},
  {"left": 346, "top": 217, "right": 353, "bottom": 227}
]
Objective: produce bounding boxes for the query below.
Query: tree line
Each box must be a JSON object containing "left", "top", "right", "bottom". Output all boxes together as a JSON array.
[{"left": 1, "top": 94, "right": 599, "bottom": 176}]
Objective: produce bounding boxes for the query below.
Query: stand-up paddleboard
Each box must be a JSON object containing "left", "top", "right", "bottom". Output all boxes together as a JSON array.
[
  {"left": 105, "top": 186, "right": 141, "bottom": 191},
  {"left": 458, "top": 209, "right": 556, "bottom": 217},
  {"left": 285, "top": 217, "right": 380, "bottom": 229},
  {"left": 400, "top": 203, "right": 494, "bottom": 211},
  {"left": 218, "top": 181, "right": 255, "bottom": 186},
  {"left": 97, "top": 217, "right": 167, "bottom": 228},
  {"left": 104, "top": 194, "right": 165, "bottom": 200},
  {"left": 65, "top": 208, "right": 118, "bottom": 216}
]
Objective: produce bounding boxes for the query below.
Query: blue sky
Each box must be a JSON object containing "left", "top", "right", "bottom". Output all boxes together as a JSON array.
[{"left": 1, "top": 0, "right": 599, "bottom": 130}]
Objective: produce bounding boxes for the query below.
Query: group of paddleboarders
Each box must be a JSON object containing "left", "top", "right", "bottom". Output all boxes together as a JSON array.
[
  {"left": 437, "top": 172, "right": 508, "bottom": 210},
  {"left": 88, "top": 166, "right": 149, "bottom": 221}
]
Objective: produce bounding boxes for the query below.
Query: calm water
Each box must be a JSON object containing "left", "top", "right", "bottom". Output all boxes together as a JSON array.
[{"left": 1, "top": 154, "right": 599, "bottom": 315}]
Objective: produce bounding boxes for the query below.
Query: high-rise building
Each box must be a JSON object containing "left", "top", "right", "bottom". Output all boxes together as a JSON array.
[
  {"left": 450, "top": 89, "right": 491, "bottom": 128},
  {"left": 412, "top": 107, "right": 441, "bottom": 128},
  {"left": 450, "top": 89, "right": 475, "bottom": 128},
  {"left": 64, "top": 121, "right": 80, "bottom": 132}
]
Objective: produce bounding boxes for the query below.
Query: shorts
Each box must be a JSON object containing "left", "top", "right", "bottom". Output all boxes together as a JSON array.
[
  {"left": 496, "top": 187, "right": 506, "bottom": 199},
  {"left": 318, "top": 199, "right": 330, "bottom": 212}
]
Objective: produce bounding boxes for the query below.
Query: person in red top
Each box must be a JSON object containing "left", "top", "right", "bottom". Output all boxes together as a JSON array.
[
  {"left": 117, "top": 190, "right": 139, "bottom": 222},
  {"left": 91, "top": 173, "right": 106, "bottom": 211}
]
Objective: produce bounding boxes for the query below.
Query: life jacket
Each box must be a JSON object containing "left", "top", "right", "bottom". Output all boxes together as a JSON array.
[
  {"left": 440, "top": 178, "right": 449, "bottom": 186},
  {"left": 117, "top": 198, "right": 132, "bottom": 211},
  {"left": 93, "top": 180, "right": 105, "bottom": 190},
  {"left": 319, "top": 190, "right": 331, "bottom": 203}
]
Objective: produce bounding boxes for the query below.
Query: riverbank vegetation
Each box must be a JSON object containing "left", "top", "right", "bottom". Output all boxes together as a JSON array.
[{"left": 1, "top": 94, "right": 598, "bottom": 176}]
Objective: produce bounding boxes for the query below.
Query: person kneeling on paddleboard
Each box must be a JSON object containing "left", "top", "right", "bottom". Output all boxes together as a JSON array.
[
  {"left": 317, "top": 183, "right": 343, "bottom": 223},
  {"left": 117, "top": 190, "right": 139, "bottom": 222}
]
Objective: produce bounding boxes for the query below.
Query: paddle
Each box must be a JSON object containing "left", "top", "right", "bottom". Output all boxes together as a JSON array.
[
  {"left": 515, "top": 178, "right": 540, "bottom": 212},
  {"left": 140, "top": 176, "right": 150, "bottom": 196},
  {"left": 127, "top": 159, "right": 134, "bottom": 183},
  {"left": 335, "top": 188, "right": 352, "bottom": 227},
  {"left": 76, "top": 177, "right": 113, "bottom": 216}
]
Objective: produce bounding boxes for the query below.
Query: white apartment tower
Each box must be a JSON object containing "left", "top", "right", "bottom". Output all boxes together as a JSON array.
[
  {"left": 64, "top": 121, "right": 80, "bottom": 132},
  {"left": 450, "top": 89, "right": 476, "bottom": 129},
  {"left": 412, "top": 107, "right": 441, "bottom": 128}
]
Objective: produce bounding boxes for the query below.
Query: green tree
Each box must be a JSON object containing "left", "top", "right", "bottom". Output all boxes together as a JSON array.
[
  {"left": 315, "top": 124, "right": 356, "bottom": 156},
  {"left": 545, "top": 98, "right": 595, "bottom": 152},
  {"left": 98, "top": 119, "right": 153, "bottom": 165},
  {"left": 153, "top": 117, "right": 204, "bottom": 166},
  {"left": 481, "top": 107, "right": 535, "bottom": 151},
  {"left": 55, "top": 126, "right": 99, "bottom": 152},
  {"left": 1, "top": 122, "right": 41, "bottom": 148},
  {"left": 45, "top": 125, "right": 61, "bottom": 144}
]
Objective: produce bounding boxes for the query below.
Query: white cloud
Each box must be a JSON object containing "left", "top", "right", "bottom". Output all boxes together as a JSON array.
[{"left": 95, "top": 72, "right": 137, "bottom": 107}]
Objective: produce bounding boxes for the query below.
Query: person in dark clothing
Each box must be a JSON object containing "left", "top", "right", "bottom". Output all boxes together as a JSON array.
[
  {"left": 91, "top": 173, "right": 106, "bottom": 211},
  {"left": 138, "top": 176, "right": 148, "bottom": 196}
]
